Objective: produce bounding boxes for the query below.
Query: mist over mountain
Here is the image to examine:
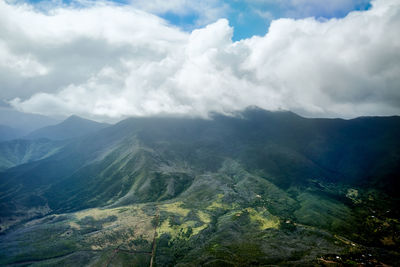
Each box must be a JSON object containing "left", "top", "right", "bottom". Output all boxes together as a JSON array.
[
  {"left": 0, "top": 115, "right": 108, "bottom": 170},
  {"left": 0, "top": 107, "right": 59, "bottom": 134},
  {"left": 25, "top": 115, "right": 110, "bottom": 140},
  {"left": 1, "top": 0, "right": 400, "bottom": 265},
  {"left": 0, "top": 139, "right": 66, "bottom": 171},
  {"left": 0, "top": 125, "right": 25, "bottom": 142},
  {"left": 0, "top": 108, "right": 399, "bottom": 266}
]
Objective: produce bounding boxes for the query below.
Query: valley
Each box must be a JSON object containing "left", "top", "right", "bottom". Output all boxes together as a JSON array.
[{"left": 0, "top": 108, "right": 399, "bottom": 266}]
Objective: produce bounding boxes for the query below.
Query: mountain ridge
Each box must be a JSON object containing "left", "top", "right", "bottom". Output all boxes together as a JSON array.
[
  {"left": 1, "top": 109, "right": 399, "bottom": 217},
  {"left": 25, "top": 115, "right": 110, "bottom": 140},
  {"left": 0, "top": 108, "right": 399, "bottom": 266}
]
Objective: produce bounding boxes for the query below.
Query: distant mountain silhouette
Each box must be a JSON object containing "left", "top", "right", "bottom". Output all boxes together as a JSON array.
[
  {"left": 25, "top": 115, "right": 110, "bottom": 140},
  {"left": 0, "top": 125, "right": 24, "bottom": 141},
  {"left": 0, "top": 107, "right": 59, "bottom": 133},
  {"left": 0, "top": 138, "right": 66, "bottom": 171},
  {"left": 0, "top": 108, "right": 399, "bottom": 266}
]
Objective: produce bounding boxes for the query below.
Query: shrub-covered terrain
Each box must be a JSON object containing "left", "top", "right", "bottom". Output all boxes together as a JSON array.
[{"left": 0, "top": 108, "right": 399, "bottom": 266}]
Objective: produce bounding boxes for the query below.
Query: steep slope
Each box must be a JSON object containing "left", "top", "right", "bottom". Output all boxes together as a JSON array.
[
  {"left": 0, "top": 139, "right": 67, "bottom": 171},
  {"left": 1, "top": 109, "right": 400, "bottom": 223},
  {"left": 25, "top": 115, "right": 110, "bottom": 140},
  {"left": 0, "top": 108, "right": 399, "bottom": 265}
]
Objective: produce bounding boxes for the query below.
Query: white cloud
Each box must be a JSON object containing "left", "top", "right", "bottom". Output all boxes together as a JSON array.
[
  {"left": 2, "top": 0, "right": 400, "bottom": 121},
  {"left": 0, "top": 42, "right": 48, "bottom": 77}
]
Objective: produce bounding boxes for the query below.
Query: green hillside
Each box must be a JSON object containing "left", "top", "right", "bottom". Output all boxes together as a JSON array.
[
  {"left": 0, "top": 108, "right": 399, "bottom": 266},
  {"left": 0, "top": 139, "right": 66, "bottom": 171}
]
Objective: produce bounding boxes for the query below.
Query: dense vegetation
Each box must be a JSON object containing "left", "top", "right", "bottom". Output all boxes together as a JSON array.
[{"left": 0, "top": 107, "right": 399, "bottom": 266}]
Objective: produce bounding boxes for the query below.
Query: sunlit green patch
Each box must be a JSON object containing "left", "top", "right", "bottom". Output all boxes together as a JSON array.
[
  {"left": 157, "top": 209, "right": 212, "bottom": 238},
  {"left": 245, "top": 207, "right": 280, "bottom": 230},
  {"left": 159, "top": 201, "right": 190, "bottom": 217},
  {"left": 206, "top": 193, "right": 238, "bottom": 211},
  {"left": 346, "top": 188, "right": 362, "bottom": 204}
]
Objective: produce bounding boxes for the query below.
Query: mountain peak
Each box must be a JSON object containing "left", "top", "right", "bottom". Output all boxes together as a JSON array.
[
  {"left": 65, "top": 114, "right": 81, "bottom": 120},
  {"left": 63, "top": 115, "right": 92, "bottom": 123},
  {"left": 25, "top": 115, "right": 110, "bottom": 140}
]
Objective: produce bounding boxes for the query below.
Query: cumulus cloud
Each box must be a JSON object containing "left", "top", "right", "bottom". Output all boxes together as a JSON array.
[
  {"left": 0, "top": 42, "right": 48, "bottom": 77},
  {"left": 1, "top": 0, "right": 400, "bottom": 121}
]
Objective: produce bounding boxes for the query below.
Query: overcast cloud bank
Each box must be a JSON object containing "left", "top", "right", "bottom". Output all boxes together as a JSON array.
[{"left": 1, "top": 0, "right": 399, "bottom": 121}]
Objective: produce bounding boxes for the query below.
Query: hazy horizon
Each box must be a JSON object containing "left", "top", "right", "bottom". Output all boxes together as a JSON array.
[
  {"left": 1, "top": 2, "right": 400, "bottom": 263},
  {"left": 1, "top": 0, "right": 400, "bottom": 122}
]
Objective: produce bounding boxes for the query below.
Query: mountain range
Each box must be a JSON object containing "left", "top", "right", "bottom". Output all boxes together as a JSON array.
[
  {"left": 0, "top": 107, "right": 59, "bottom": 136},
  {"left": 0, "top": 115, "right": 109, "bottom": 171},
  {"left": 24, "top": 115, "right": 109, "bottom": 140},
  {"left": 0, "top": 107, "right": 399, "bottom": 266}
]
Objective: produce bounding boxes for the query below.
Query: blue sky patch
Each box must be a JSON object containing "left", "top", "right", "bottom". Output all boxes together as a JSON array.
[{"left": 18, "top": 0, "right": 372, "bottom": 40}]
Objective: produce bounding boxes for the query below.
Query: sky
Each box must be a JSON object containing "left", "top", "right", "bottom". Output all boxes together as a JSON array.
[{"left": 0, "top": 0, "right": 399, "bottom": 122}]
